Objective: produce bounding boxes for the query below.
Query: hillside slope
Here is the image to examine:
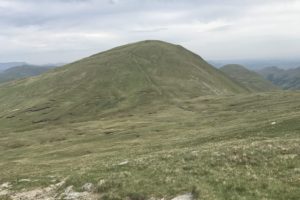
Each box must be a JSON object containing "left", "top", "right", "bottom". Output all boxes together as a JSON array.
[
  {"left": 0, "top": 40, "right": 246, "bottom": 128},
  {"left": 0, "top": 65, "right": 51, "bottom": 83},
  {"left": 258, "top": 66, "right": 300, "bottom": 90},
  {"left": 1, "top": 92, "right": 299, "bottom": 200},
  {"left": 0, "top": 41, "right": 299, "bottom": 200},
  {"left": 220, "top": 64, "right": 278, "bottom": 92}
]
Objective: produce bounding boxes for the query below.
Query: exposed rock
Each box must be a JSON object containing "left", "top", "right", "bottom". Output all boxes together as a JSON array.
[
  {"left": 59, "top": 186, "right": 98, "bottom": 200},
  {"left": 0, "top": 179, "right": 100, "bottom": 200},
  {"left": 11, "top": 188, "right": 55, "bottom": 200},
  {"left": 171, "top": 193, "right": 193, "bottom": 200},
  {"left": 8, "top": 180, "right": 65, "bottom": 200},
  {"left": 0, "top": 182, "right": 11, "bottom": 189},
  {"left": 0, "top": 182, "right": 11, "bottom": 196},
  {"left": 81, "top": 183, "right": 94, "bottom": 192},
  {"left": 0, "top": 189, "right": 10, "bottom": 196},
  {"left": 118, "top": 160, "right": 129, "bottom": 166},
  {"left": 18, "top": 179, "right": 31, "bottom": 182},
  {"left": 98, "top": 179, "right": 106, "bottom": 186}
]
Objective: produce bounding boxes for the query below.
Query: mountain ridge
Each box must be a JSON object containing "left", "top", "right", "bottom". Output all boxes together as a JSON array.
[
  {"left": 220, "top": 64, "right": 279, "bottom": 92},
  {"left": 258, "top": 66, "right": 300, "bottom": 90},
  {"left": 0, "top": 40, "right": 247, "bottom": 128}
]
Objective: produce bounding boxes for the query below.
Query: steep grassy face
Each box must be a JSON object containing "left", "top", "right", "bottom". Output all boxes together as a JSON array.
[
  {"left": 220, "top": 64, "right": 278, "bottom": 92},
  {"left": 0, "top": 41, "right": 246, "bottom": 129}
]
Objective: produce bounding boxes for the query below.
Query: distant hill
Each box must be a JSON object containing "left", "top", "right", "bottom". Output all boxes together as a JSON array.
[
  {"left": 258, "top": 66, "right": 300, "bottom": 90},
  {"left": 0, "top": 65, "right": 52, "bottom": 84},
  {"left": 209, "top": 59, "right": 300, "bottom": 70},
  {"left": 220, "top": 64, "right": 278, "bottom": 92},
  {"left": 0, "top": 62, "right": 27, "bottom": 71},
  {"left": 0, "top": 40, "right": 247, "bottom": 127}
]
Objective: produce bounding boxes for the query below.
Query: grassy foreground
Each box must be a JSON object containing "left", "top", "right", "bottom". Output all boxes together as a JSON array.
[{"left": 0, "top": 92, "right": 300, "bottom": 199}]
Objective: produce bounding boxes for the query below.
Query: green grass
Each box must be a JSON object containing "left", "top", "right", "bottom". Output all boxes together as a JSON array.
[
  {"left": 0, "top": 41, "right": 298, "bottom": 199},
  {"left": 0, "top": 92, "right": 299, "bottom": 199}
]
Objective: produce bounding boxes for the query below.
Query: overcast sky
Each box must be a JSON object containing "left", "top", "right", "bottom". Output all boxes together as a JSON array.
[{"left": 0, "top": 0, "right": 300, "bottom": 64}]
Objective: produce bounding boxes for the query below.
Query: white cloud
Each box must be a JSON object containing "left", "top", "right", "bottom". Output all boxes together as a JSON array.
[{"left": 0, "top": 0, "right": 299, "bottom": 64}]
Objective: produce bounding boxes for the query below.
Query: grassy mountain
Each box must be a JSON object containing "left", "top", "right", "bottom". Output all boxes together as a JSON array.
[
  {"left": 0, "top": 40, "right": 246, "bottom": 128},
  {"left": 0, "top": 65, "right": 51, "bottom": 84},
  {"left": 258, "top": 66, "right": 300, "bottom": 90},
  {"left": 220, "top": 64, "right": 278, "bottom": 92},
  {"left": 0, "top": 41, "right": 299, "bottom": 200}
]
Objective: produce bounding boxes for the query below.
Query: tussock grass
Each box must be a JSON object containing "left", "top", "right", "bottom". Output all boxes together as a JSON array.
[{"left": 0, "top": 92, "right": 299, "bottom": 199}]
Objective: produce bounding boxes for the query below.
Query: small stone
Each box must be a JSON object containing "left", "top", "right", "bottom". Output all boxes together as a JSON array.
[
  {"left": 61, "top": 185, "right": 96, "bottom": 200},
  {"left": 0, "top": 182, "right": 11, "bottom": 189},
  {"left": 294, "top": 168, "right": 300, "bottom": 172},
  {"left": 64, "top": 186, "right": 74, "bottom": 194},
  {"left": 98, "top": 179, "right": 106, "bottom": 186},
  {"left": 171, "top": 193, "right": 193, "bottom": 200},
  {"left": 19, "top": 179, "right": 31, "bottom": 182},
  {"left": 82, "top": 183, "right": 94, "bottom": 192},
  {"left": 0, "top": 190, "right": 10, "bottom": 196},
  {"left": 118, "top": 160, "right": 129, "bottom": 166}
]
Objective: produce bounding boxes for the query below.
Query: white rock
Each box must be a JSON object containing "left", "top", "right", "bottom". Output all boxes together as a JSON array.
[
  {"left": 82, "top": 183, "right": 94, "bottom": 192},
  {"left": 98, "top": 179, "right": 106, "bottom": 186},
  {"left": 0, "top": 182, "right": 11, "bottom": 196},
  {"left": 171, "top": 193, "right": 193, "bottom": 200},
  {"left": 0, "top": 189, "right": 10, "bottom": 196},
  {"left": 0, "top": 182, "right": 11, "bottom": 189},
  {"left": 5, "top": 180, "right": 68, "bottom": 200},
  {"left": 19, "top": 179, "right": 31, "bottom": 182},
  {"left": 294, "top": 168, "right": 300, "bottom": 172},
  {"left": 60, "top": 185, "right": 97, "bottom": 200},
  {"left": 11, "top": 188, "right": 56, "bottom": 200},
  {"left": 118, "top": 160, "right": 129, "bottom": 166}
]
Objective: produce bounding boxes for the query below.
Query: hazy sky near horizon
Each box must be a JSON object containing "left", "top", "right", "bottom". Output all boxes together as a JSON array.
[{"left": 0, "top": 0, "right": 300, "bottom": 64}]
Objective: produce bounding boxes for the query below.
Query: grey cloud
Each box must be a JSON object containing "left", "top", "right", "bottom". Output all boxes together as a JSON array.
[{"left": 0, "top": 0, "right": 299, "bottom": 64}]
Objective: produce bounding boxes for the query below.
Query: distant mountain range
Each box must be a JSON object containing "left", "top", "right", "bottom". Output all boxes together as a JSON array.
[
  {"left": 257, "top": 66, "right": 300, "bottom": 90},
  {"left": 0, "top": 62, "right": 27, "bottom": 71},
  {"left": 1, "top": 57, "right": 298, "bottom": 92},
  {"left": 220, "top": 64, "right": 278, "bottom": 92},
  {"left": 210, "top": 59, "right": 300, "bottom": 70},
  {"left": 0, "top": 65, "right": 53, "bottom": 84}
]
